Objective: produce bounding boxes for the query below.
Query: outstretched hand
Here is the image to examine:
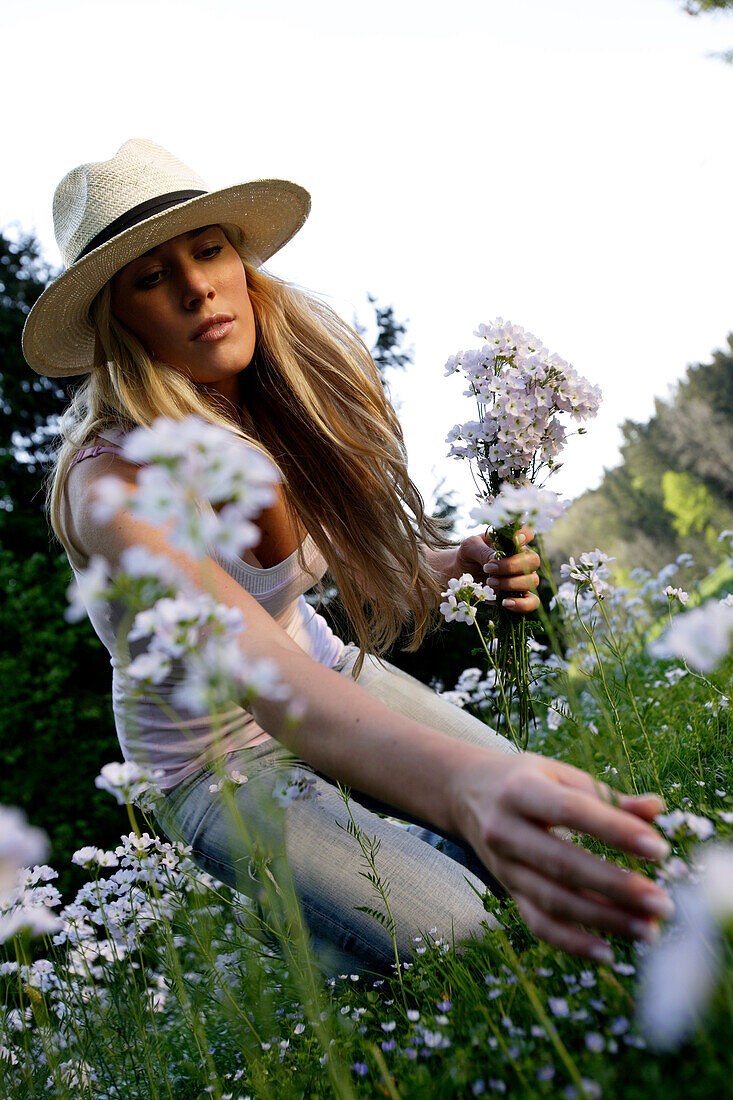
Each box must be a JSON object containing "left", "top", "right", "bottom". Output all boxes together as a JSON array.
[
  {"left": 450, "top": 749, "right": 672, "bottom": 962},
  {"left": 452, "top": 525, "right": 541, "bottom": 614}
]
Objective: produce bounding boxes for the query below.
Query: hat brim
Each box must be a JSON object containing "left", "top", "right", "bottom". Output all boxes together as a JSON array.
[{"left": 22, "top": 179, "right": 310, "bottom": 377}]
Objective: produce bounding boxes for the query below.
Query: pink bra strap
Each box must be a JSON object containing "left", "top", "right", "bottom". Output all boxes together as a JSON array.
[{"left": 70, "top": 444, "right": 125, "bottom": 469}]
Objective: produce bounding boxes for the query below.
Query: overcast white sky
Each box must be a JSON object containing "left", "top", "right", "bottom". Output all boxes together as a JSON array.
[{"left": 4, "top": 0, "right": 733, "bottom": 522}]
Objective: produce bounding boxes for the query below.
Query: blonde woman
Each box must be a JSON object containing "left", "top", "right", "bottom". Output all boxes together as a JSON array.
[{"left": 24, "top": 139, "right": 672, "bottom": 972}]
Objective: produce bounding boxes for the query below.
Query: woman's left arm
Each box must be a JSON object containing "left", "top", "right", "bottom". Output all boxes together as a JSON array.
[{"left": 424, "top": 526, "right": 541, "bottom": 615}]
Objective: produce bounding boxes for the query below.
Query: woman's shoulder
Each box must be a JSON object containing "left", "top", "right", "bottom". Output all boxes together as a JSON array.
[{"left": 61, "top": 427, "right": 143, "bottom": 571}]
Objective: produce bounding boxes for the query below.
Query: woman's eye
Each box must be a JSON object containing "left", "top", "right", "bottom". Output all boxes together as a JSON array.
[
  {"left": 136, "top": 270, "right": 164, "bottom": 289},
  {"left": 198, "top": 244, "right": 223, "bottom": 259}
]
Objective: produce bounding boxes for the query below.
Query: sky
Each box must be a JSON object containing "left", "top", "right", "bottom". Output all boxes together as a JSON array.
[{"left": 4, "top": 0, "right": 733, "bottom": 524}]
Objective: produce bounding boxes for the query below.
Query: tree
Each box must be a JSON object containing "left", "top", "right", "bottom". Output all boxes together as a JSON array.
[
  {"left": 546, "top": 336, "right": 733, "bottom": 576},
  {"left": 682, "top": 0, "right": 733, "bottom": 13},
  {"left": 0, "top": 229, "right": 71, "bottom": 554}
]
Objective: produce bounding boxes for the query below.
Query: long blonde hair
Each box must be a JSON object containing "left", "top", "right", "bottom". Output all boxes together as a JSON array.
[{"left": 46, "top": 225, "right": 455, "bottom": 672}]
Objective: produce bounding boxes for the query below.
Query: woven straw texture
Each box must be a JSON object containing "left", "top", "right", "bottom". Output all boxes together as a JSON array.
[{"left": 22, "top": 139, "right": 310, "bottom": 377}]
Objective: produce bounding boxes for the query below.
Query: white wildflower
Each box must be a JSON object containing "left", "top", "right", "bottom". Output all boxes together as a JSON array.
[
  {"left": 648, "top": 600, "right": 733, "bottom": 673},
  {"left": 655, "top": 810, "right": 715, "bottom": 842},
  {"left": 64, "top": 556, "right": 111, "bottom": 623},
  {"left": 638, "top": 842, "right": 733, "bottom": 1050},
  {"left": 94, "top": 762, "right": 164, "bottom": 807},
  {"left": 471, "top": 485, "right": 568, "bottom": 535},
  {"left": 664, "top": 586, "right": 690, "bottom": 605},
  {"left": 440, "top": 574, "right": 496, "bottom": 624},
  {"left": 0, "top": 906, "right": 63, "bottom": 945},
  {"left": 0, "top": 807, "right": 49, "bottom": 901},
  {"left": 126, "top": 650, "right": 172, "bottom": 685},
  {"left": 92, "top": 415, "right": 280, "bottom": 560},
  {"left": 272, "top": 770, "right": 319, "bottom": 807}
]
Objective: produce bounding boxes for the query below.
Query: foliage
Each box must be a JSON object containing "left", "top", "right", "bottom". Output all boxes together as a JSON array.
[
  {"left": 682, "top": 0, "right": 733, "bottom": 13},
  {"left": 1, "top": 545, "right": 732, "bottom": 1099},
  {"left": 661, "top": 469, "right": 719, "bottom": 542},
  {"left": 547, "top": 338, "right": 733, "bottom": 577},
  {"left": 0, "top": 547, "right": 127, "bottom": 898},
  {"left": 0, "top": 229, "right": 70, "bottom": 554}
]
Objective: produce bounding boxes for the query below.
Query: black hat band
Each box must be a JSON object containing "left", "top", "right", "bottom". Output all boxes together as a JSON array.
[{"left": 74, "top": 189, "right": 207, "bottom": 263}]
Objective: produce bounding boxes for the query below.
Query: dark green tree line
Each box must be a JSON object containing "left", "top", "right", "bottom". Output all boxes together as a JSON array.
[{"left": 546, "top": 339, "right": 733, "bottom": 577}]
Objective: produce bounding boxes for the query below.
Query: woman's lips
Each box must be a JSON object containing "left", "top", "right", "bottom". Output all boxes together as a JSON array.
[{"left": 194, "top": 320, "right": 235, "bottom": 343}]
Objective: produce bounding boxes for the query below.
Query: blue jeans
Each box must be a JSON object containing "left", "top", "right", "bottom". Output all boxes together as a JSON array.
[{"left": 155, "top": 645, "right": 518, "bottom": 973}]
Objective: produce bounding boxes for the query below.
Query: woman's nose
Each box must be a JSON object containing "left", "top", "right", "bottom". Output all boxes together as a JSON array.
[{"left": 180, "top": 264, "right": 215, "bottom": 310}]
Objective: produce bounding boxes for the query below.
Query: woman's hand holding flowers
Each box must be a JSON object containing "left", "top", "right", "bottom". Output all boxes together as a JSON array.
[{"left": 441, "top": 525, "right": 541, "bottom": 615}]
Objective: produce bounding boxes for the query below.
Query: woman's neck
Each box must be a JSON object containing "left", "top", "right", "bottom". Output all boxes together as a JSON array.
[{"left": 198, "top": 374, "right": 246, "bottom": 426}]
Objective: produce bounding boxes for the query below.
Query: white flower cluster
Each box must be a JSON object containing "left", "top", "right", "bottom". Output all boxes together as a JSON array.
[
  {"left": 94, "top": 761, "right": 165, "bottom": 811},
  {"left": 445, "top": 318, "right": 601, "bottom": 484},
  {"left": 65, "top": 545, "right": 189, "bottom": 625},
  {"left": 125, "top": 593, "right": 290, "bottom": 716},
  {"left": 439, "top": 574, "right": 496, "bottom": 625},
  {"left": 0, "top": 808, "right": 62, "bottom": 945},
  {"left": 0, "top": 806, "right": 49, "bottom": 903},
  {"left": 559, "top": 550, "right": 616, "bottom": 599},
  {"left": 648, "top": 599, "right": 733, "bottom": 673},
  {"left": 663, "top": 586, "right": 690, "bottom": 606},
  {"left": 655, "top": 810, "right": 716, "bottom": 843},
  {"left": 436, "top": 666, "right": 498, "bottom": 710},
  {"left": 638, "top": 842, "right": 733, "bottom": 1051},
  {"left": 272, "top": 770, "right": 319, "bottom": 807},
  {"left": 471, "top": 484, "right": 568, "bottom": 535},
  {"left": 91, "top": 414, "right": 280, "bottom": 560}
]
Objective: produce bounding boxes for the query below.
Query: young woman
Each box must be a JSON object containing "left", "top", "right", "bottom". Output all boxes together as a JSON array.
[{"left": 24, "top": 139, "right": 672, "bottom": 973}]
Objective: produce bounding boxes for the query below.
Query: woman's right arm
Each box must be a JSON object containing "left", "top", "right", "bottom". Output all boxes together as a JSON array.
[{"left": 77, "top": 457, "right": 673, "bottom": 961}]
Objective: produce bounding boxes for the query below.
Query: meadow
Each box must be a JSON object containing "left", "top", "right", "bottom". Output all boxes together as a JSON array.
[{"left": 1, "top": 524, "right": 731, "bottom": 1100}]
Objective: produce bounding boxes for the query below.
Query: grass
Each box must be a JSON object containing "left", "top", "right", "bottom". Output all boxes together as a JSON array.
[{"left": 1, "top": 551, "right": 732, "bottom": 1099}]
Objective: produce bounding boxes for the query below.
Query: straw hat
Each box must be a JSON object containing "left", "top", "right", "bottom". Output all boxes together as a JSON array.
[{"left": 22, "top": 138, "right": 311, "bottom": 377}]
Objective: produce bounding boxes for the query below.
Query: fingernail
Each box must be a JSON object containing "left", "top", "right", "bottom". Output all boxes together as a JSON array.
[
  {"left": 483, "top": 562, "right": 499, "bottom": 574},
  {"left": 589, "top": 943, "right": 614, "bottom": 965},
  {"left": 514, "top": 533, "right": 527, "bottom": 547},
  {"left": 630, "top": 919, "right": 661, "bottom": 944},
  {"left": 640, "top": 893, "right": 674, "bottom": 920},
  {"left": 503, "top": 599, "right": 516, "bottom": 609},
  {"left": 486, "top": 578, "right": 500, "bottom": 589},
  {"left": 635, "top": 834, "right": 671, "bottom": 861}
]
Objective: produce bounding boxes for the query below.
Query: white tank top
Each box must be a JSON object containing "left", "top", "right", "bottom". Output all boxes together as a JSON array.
[{"left": 68, "top": 431, "right": 346, "bottom": 790}]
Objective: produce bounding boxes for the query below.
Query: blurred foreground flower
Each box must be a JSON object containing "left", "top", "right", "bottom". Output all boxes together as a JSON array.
[
  {"left": 91, "top": 414, "right": 280, "bottom": 559},
  {"left": 0, "top": 807, "right": 62, "bottom": 945},
  {"left": 637, "top": 843, "right": 733, "bottom": 1050},
  {"left": 0, "top": 806, "right": 49, "bottom": 901},
  {"left": 648, "top": 599, "right": 733, "bottom": 672}
]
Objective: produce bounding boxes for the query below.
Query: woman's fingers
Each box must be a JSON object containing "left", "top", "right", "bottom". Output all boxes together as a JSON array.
[
  {"left": 509, "top": 771, "right": 670, "bottom": 862},
  {"left": 502, "top": 592, "right": 540, "bottom": 614},
  {"left": 511, "top": 891, "right": 616, "bottom": 964},
  {"left": 487, "top": 571, "right": 540, "bottom": 594},
  {"left": 499, "top": 863, "right": 661, "bottom": 945},
  {"left": 483, "top": 815, "right": 671, "bottom": 918},
  {"left": 545, "top": 759, "right": 666, "bottom": 823},
  {"left": 487, "top": 548, "right": 541, "bottom": 576},
  {"left": 616, "top": 792, "right": 667, "bottom": 821},
  {"left": 484, "top": 546, "right": 540, "bottom": 613}
]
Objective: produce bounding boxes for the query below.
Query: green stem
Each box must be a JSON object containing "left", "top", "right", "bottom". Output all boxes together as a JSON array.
[
  {"left": 592, "top": 582, "right": 661, "bottom": 792},
  {"left": 469, "top": 607, "right": 521, "bottom": 751},
  {"left": 574, "top": 590, "right": 639, "bottom": 794}
]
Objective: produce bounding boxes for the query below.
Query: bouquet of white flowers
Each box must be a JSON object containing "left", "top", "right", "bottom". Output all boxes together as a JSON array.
[{"left": 445, "top": 319, "right": 601, "bottom": 745}]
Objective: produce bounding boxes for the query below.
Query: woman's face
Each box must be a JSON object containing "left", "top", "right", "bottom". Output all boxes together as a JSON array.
[{"left": 110, "top": 225, "right": 256, "bottom": 398}]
